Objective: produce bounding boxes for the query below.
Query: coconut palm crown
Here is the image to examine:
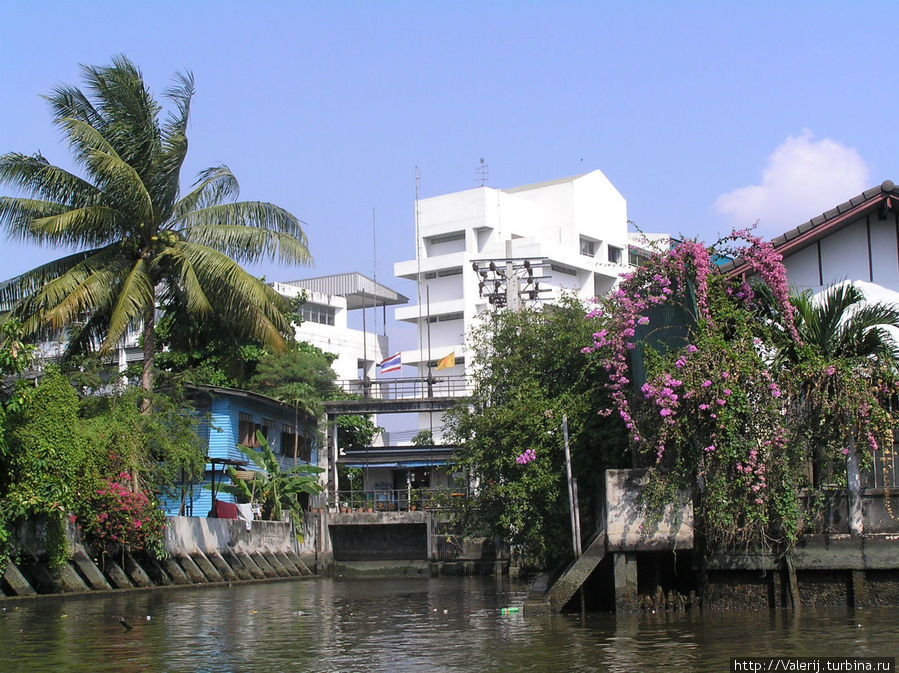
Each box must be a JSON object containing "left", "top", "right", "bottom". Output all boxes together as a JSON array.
[
  {"left": 791, "top": 282, "right": 899, "bottom": 365},
  {"left": 0, "top": 56, "right": 311, "bottom": 392}
]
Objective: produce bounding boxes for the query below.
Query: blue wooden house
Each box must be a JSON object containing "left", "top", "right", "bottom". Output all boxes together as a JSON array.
[{"left": 161, "top": 385, "right": 321, "bottom": 517}]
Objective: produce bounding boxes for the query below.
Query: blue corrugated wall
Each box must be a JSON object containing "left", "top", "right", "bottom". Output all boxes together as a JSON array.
[{"left": 160, "top": 391, "right": 319, "bottom": 517}]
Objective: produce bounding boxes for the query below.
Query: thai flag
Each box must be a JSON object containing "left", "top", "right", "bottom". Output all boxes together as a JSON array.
[{"left": 379, "top": 352, "right": 402, "bottom": 374}]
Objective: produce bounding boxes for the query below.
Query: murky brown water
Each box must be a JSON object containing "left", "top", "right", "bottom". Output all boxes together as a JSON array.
[{"left": 1, "top": 577, "right": 896, "bottom": 672}]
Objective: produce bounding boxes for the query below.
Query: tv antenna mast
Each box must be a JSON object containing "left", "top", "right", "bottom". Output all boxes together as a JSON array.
[{"left": 475, "top": 158, "right": 488, "bottom": 186}]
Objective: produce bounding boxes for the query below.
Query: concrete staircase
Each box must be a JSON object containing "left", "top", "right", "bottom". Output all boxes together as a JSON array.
[{"left": 525, "top": 528, "right": 607, "bottom": 614}]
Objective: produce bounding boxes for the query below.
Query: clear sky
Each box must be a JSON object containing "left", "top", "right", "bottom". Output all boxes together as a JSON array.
[{"left": 2, "top": 1, "right": 897, "bottom": 348}]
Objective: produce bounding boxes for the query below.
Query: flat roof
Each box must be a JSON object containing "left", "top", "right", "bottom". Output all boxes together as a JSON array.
[{"left": 276, "top": 272, "right": 408, "bottom": 309}]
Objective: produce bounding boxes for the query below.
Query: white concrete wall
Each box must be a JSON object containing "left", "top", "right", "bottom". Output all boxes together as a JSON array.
[
  {"left": 782, "top": 212, "right": 899, "bottom": 294},
  {"left": 163, "top": 515, "right": 319, "bottom": 557},
  {"left": 819, "top": 221, "right": 869, "bottom": 286},
  {"left": 605, "top": 469, "right": 693, "bottom": 552},
  {"left": 395, "top": 170, "right": 630, "bottom": 435},
  {"left": 871, "top": 216, "right": 899, "bottom": 286},
  {"left": 271, "top": 282, "right": 389, "bottom": 381}
]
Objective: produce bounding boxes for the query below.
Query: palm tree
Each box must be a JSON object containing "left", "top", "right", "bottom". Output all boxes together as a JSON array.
[
  {"left": 753, "top": 281, "right": 899, "bottom": 370},
  {"left": 0, "top": 56, "right": 311, "bottom": 396},
  {"left": 791, "top": 282, "right": 899, "bottom": 365},
  {"left": 758, "top": 280, "right": 899, "bottom": 534}
]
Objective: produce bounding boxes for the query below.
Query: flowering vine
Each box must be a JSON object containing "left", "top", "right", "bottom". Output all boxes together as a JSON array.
[{"left": 583, "top": 232, "right": 899, "bottom": 549}]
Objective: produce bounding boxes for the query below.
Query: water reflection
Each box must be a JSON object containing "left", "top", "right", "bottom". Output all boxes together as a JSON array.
[{"left": 1, "top": 577, "right": 896, "bottom": 672}]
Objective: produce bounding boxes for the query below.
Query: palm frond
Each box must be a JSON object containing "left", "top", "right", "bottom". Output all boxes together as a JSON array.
[
  {"left": 20, "top": 205, "right": 122, "bottom": 248},
  {"left": 103, "top": 258, "right": 153, "bottom": 352},
  {"left": 11, "top": 247, "right": 130, "bottom": 336},
  {"left": 151, "top": 70, "right": 195, "bottom": 219},
  {"left": 77, "top": 56, "right": 161, "bottom": 174},
  {"left": 62, "top": 308, "right": 113, "bottom": 358},
  {"left": 181, "top": 223, "right": 312, "bottom": 266},
  {"left": 55, "top": 118, "right": 153, "bottom": 222},
  {"left": 0, "top": 244, "right": 118, "bottom": 306},
  {"left": 0, "top": 152, "right": 102, "bottom": 206},
  {"left": 171, "top": 241, "right": 292, "bottom": 349},
  {"left": 153, "top": 244, "right": 214, "bottom": 318},
  {"left": 45, "top": 84, "right": 106, "bottom": 134},
  {"left": 171, "top": 165, "right": 240, "bottom": 218}
]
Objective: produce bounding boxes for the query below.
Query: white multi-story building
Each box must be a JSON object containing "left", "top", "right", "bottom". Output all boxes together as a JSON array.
[
  {"left": 393, "top": 170, "right": 635, "bottom": 438},
  {"left": 271, "top": 272, "right": 407, "bottom": 381}
]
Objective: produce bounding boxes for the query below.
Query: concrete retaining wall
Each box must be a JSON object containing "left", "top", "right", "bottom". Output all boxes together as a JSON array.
[{"left": 1, "top": 514, "right": 320, "bottom": 600}]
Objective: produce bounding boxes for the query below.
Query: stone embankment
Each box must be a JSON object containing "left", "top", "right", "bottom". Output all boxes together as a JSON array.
[{"left": 1, "top": 516, "right": 317, "bottom": 599}]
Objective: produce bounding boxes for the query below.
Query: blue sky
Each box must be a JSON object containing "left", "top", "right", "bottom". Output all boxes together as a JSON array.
[{"left": 2, "top": 1, "right": 897, "bottom": 346}]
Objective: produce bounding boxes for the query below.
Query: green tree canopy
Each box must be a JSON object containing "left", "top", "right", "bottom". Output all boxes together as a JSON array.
[
  {"left": 0, "top": 55, "right": 311, "bottom": 394},
  {"left": 445, "top": 294, "right": 629, "bottom": 566}
]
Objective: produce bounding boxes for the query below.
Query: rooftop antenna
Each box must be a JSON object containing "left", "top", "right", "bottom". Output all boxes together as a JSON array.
[
  {"left": 415, "top": 167, "right": 425, "bottom": 377},
  {"left": 476, "top": 158, "right": 488, "bottom": 187},
  {"left": 372, "top": 207, "right": 380, "bottom": 336}
]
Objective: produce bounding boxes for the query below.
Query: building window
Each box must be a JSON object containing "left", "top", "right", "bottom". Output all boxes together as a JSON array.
[
  {"left": 282, "top": 427, "right": 312, "bottom": 462},
  {"left": 428, "top": 231, "right": 465, "bottom": 246},
  {"left": 299, "top": 302, "right": 335, "bottom": 326},
  {"left": 238, "top": 412, "right": 268, "bottom": 448},
  {"left": 579, "top": 236, "right": 597, "bottom": 257},
  {"left": 427, "top": 312, "right": 464, "bottom": 323},
  {"left": 608, "top": 246, "right": 623, "bottom": 264},
  {"left": 551, "top": 263, "right": 578, "bottom": 276},
  {"left": 629, "top": 249, "right": 651, "bottom": 267}
]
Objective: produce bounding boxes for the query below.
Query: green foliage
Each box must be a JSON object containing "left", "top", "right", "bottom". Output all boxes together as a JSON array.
[
  {"left": 0, "top": 366, "right": 203, "bottom": 567},
  {"left": 1, "top": 367, "right": 100, "bottom": 567},
  {"left": 0, "top": 56, "right": 310, "bottom": 393},
  {"left": 445, "top": 295, "right": 629, "bottom": 566},
  {"left": 212, "top": 430, "right": 324, "bottom": 535},
  {"left": 153, "top": 306, "right": 269, "bottom": 388},
  {"left": 335, "top": 413, "right": 381, "bottom": 450},
  {"left": 79, "top": 386, "right": 207, "bottom": 499},
  {"left": 246, "top": 341, "right": 336, "bottom": 419},
  {"left": 338, "top": 466, "right": 363, "bottom": 493},
  {"left": 411, "top": 430, "right": 433, "bottom": 446}
]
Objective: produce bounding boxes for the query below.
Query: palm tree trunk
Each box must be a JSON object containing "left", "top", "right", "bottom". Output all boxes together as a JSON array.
[
  {"left": 141, "top": 300, "right": 155, "bottom": 399},
  {"left": 133, "top": 299, "right": 156, "bottom": 493}
]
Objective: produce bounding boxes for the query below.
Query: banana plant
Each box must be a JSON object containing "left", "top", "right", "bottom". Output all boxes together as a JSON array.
[{"left": 213, "top": 430, "right": 323, "bottom": 529}]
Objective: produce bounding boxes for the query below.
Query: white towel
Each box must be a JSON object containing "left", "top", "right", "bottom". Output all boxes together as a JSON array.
[{"left": 236, "top": 503, "right": 253, "bottom": 531}]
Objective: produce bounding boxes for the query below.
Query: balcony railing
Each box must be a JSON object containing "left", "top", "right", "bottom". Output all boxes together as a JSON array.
[
  {"left": 330, "top": 488, "right": 466, "bottom": 512},
  {"left": 334, "top": 375, "right": 470, "bottom": 401}
]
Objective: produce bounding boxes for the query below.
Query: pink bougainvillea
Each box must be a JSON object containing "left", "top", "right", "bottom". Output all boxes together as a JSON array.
[{"left": 581, "top": 232, "right": 898, "bottom": 547}]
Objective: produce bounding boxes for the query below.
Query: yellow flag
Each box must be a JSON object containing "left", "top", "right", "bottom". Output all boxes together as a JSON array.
[{"left": 436, "top": 351, "right": 455, "bottom": 370}]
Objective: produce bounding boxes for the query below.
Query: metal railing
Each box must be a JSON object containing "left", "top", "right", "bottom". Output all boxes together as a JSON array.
[
  {"left": 331, "top": 488, "right": 466, "bottom": 512},
  {"left": 334, "top": 375, "right": 471, "bottom": 401},
  {"left": 865, "top": 444, "right": 899, "bottom": 489}
]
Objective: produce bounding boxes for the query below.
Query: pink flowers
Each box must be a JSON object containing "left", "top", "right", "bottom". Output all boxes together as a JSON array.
[
  {"left": 516, "top": 449, "right": 537, "bottom": 465},
  {"left": 77, "top": 473, "right": 165, "bottom": 555}
]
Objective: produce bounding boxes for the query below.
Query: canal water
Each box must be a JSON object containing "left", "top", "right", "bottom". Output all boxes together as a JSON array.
[{"left": 1, "top": 577, "right": 896, "bottom": 672}]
